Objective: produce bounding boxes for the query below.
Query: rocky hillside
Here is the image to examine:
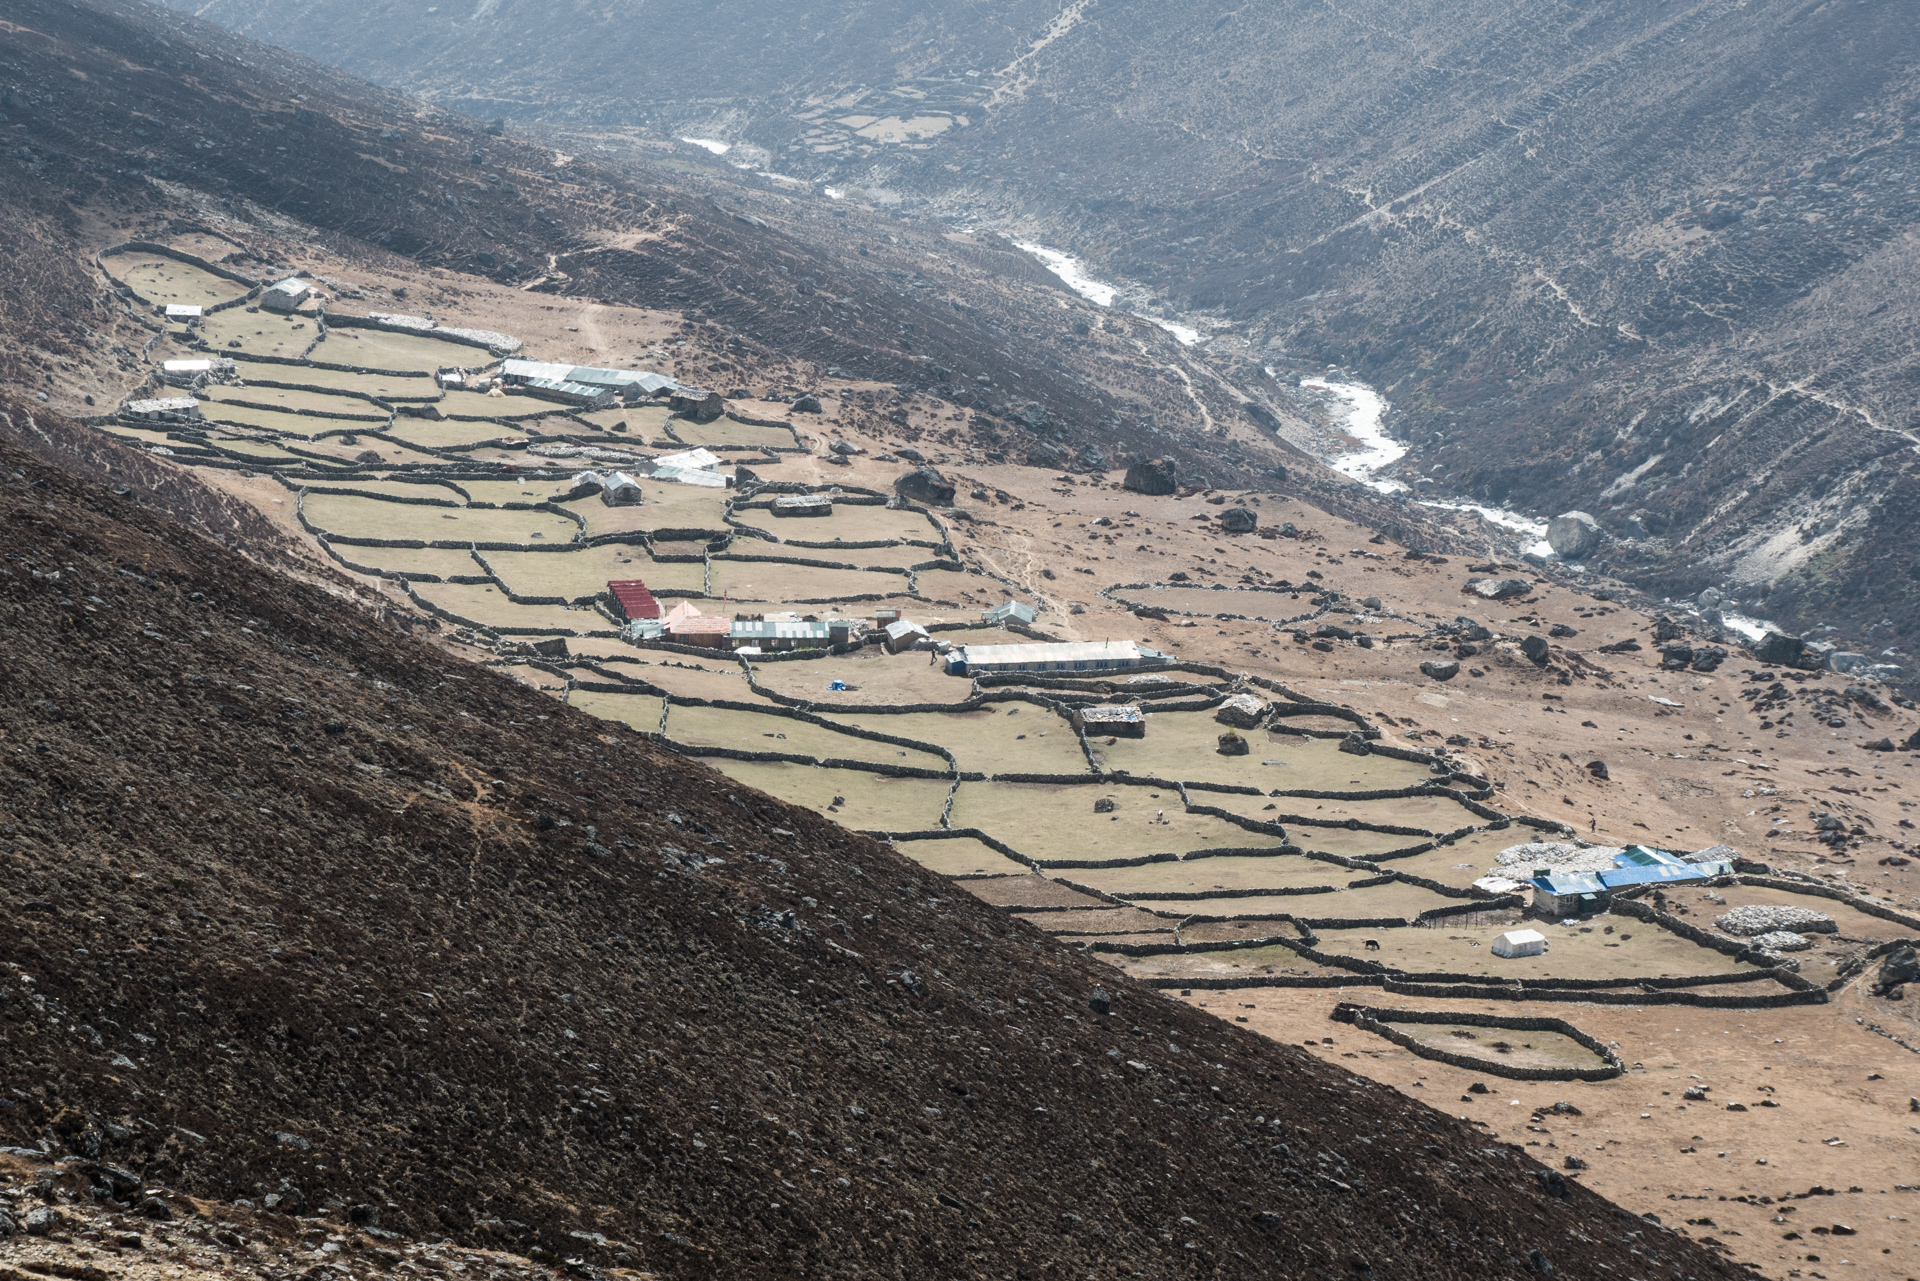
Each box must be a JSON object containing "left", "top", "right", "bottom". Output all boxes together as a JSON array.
[
  {"left": 0, "top": 412, "right": 1743, "bottom": 1279},
  {"left": 4, "top": 0, "right": 1235, "bottom": 479},
  {"left": 162, "top": 0, "right": 1920, "bottom": 651}
]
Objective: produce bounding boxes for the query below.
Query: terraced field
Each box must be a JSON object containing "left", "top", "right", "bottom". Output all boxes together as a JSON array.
[{"left": 97, "top": 257, "right": 1920, "bottom": 1135}]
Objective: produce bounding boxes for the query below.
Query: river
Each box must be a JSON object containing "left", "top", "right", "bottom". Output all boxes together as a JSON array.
[{"left": 1009, "top": 239, "right": 1201, "bottom": 345}]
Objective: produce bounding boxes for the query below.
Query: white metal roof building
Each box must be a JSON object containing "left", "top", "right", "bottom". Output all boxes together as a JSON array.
[
  {"left": 260, "top": 277, "right": 313, "bottom": 312},
  {"left": 163, "top": 304, "right": 203, "bottom": 319},
  {"left": 500, "top": 359, "right": 680, "bottom": 397},
  {"left": 730, "top": 619, "right": 834, "bottom": 650},
  {"left": 951, "top": 640, "right": 1166, "bottom": 676},
  {"left": 1491, "top": 929, "right": 1547, "bottom": 958}
]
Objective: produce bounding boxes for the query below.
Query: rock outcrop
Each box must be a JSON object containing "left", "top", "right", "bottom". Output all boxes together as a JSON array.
[
  {"left": 1546, "top": 511, "right": 1604, "bottom": 560},
  {"left": 1123, "top": 457, "right": 1177, "bottom": 495},
  {"left": 894, "top": 465, "right": 956, "bottom": 505}
]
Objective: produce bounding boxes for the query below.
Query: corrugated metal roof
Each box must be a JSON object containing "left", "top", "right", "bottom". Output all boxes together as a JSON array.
[
  {"left": 731, "top": 620, "right": 833, "bottom": 639},
  {"left": 669, "top": 615, "right": 730, "bottom": 634},
  {"left": 959, "top": 640, "right": 1158, "bottom": 669},
  {"left": 1079, "top": 704, "right": 1143, "bottom": 723},
  {"left": 265, "top": 277, "right": 310, "bottom": 296},
  {"left": 500, "top": 359, "right": 679, "bottom": 395},
  {"left": 984, "top": 601, "right": 1035, "bottom": 623},
  {"left": 607, "top": 579, "right": 660, "bottom": 620},
  {"left": 1597, "top": 861, "right": 1729, "bottom": 888}
]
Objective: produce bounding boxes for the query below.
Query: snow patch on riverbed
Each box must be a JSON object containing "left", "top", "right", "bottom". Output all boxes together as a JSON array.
[
  {"left": 1294, "top": 372, "right": 1553, "bottom": 556},
  {"left": 1009, "top": 239, "right": 1200, "bottom": 344}
]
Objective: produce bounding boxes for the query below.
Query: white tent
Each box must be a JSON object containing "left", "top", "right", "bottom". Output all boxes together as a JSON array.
[{"left": 1491, "top": 928, "right": 1547, "bottom": 958}]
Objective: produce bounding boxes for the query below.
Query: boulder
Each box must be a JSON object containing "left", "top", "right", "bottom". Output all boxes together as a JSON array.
[
  {"left": 1546, "top": 511, "right": 1604, "bottom": 560},
  {"left": 1653, "top": 615, "right": 1686, "bottom": 642},
  {"left": 1123, "top": 457, "right": 1177, "bottom": 496},
  {"left": 1691, "top": 645, "right": 1727, "bottom": 673},
  {"left": 1337, "top": 732, "right": 1371, "bottom": 756},
  {"left": 1026, "top": 442, "right": 1065, "bottom": 468},
  {"left": 1216, "top": 731, "right": 1250, "bottom": 756},
  {"left": 1465, "top": 577, "right": 1531, "bottom": 601},
  {"left": 1093, "top": 797, "right": 1116, "bottom": 814},
  {"left": 894, "top": 466, "right": 956, "bottom": 506},
  {"left": 1520, "top": 635, "right": 1550, "bottom": 665},
  {"left": 1218, "top": 507, "right": 1258, "bottom": 533},
  {"left": 668, "top": 388, "right": 726, "bottom": 422},
  {"left": 1077, "top": 444, "right": 1108, "bottom": 472},
  {"left": 790, "top": 393, "right": 824, "bottom": 414},
  {"left": 828, "top": 438, "right": 864, "bottom": 456},
  {"left": 1420, "top": 659, "right": 1460, "bottom": 682},
  {"left": 1873, "top": 945, "right": 1918, "bottom": 996},
  {"left": 1754, "top": 631, "right": 1808, "bottom": 666},
  {"left": 1585, "top": 759, "right": 1609, "bottom": 781},
  {"left": 1215, "top": 693, "right": 1267, "bottom": 728}
]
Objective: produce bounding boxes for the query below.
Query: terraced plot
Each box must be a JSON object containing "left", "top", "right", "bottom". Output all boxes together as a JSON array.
[
  {"left": 291, "top": 437, "right": 449, "bottom": 467},
  {"left": 749, "top": 651, "right": 978, "bottom": 707},
  {"left": 324, "top": 544, "right": 487, "bottom": 580},
  {"left": 1310, "top": 921, "right": 1752, "bottom": 981},
  {"left": 302, "top": 493, "right": 581, "bottom": 544},
  {"left": 108, "top": 255, "right": 251, "bottom": 308},
  {"left": 596, "top": 659, "right": 763, "bottom": 704},
  {"left": 1093, "top": 713, "right": 1429, "bottom": 790},
  {"left": 383, "top": 417, "right": 533, "bottom": 451},
  {"left": 565, "top": 689, "right": 666, "bottom": 733},
  {"left": 723, "top": 541, "right": 934, "bottom": 571},
  {"left": 709, "top": 561, "right": 907, "bottom": 603},
  {"left": 485, "top": 545, "right": 704, "bottom": 601},
  {"left": 701, "top": 759, "right": 949, "bottom": 831},
  {"left": 200, "top": 385, "right": 389, "bottom": 421},
  {"left": 1360, "top": 1017, "right": 1610, "bottom": 1073},
  {"left": 239, "top": 363, "right": 441, "bottom": 401},
  {"left": 734, "top": 502, "right": 945, "bottom": 545},
  {"left": 825, "top": 706, "right": 1088, "bottom": 775},
  {"left": 317, "top": 327, "right": 482, "bottom": 373},
  {"left": 1067, "top": 853, "right": 1347, "bottom": 899},
  {"left": 890, "top": 834, "right": 1032, "bottom": 878},
  {"left": 914, "top": 568, "right": 1032, "bottom": 606},
  {"left": 195, "top": 402, "right": 343, "bottom": 437},
  {"left": 949, "top": 780, "right": 1283, "bottom": 864},
  {"left": 573, "top": 406, "right": 674, "bottom": 436},
  {"left": 294, "top": 477, "right": 466, "bottom": 504},
  {"left": 563, "top": 484, "right": 732, "bottom": 536},
  {"left": 197, "top": 437, "right": 311, "bottom": 467},
  {"left": 197, "top": 310, "right": 317, "bottom": 358},
  {"left": 664, "top": 704, "right": 946, "bottom": 769},
  {"left": 667, "top": 418, "right": 801, "bottom": 451},
  {"left": 437, "top": 391, "right": 557, "bottom": 421},
  {"left": 408, "top": 582, "right": 605, "bottom": 634}
]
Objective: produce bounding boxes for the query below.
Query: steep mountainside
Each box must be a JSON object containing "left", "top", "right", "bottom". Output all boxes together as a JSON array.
[
  {"left": 6, "top": 0, "right": 1265, "bottom": 484},
  {"left": 162, "top": 0, "right": 1920, "bottom": 651},
  {"left": 0, "top": 413, "right": 1744, "bottom": 1280}
]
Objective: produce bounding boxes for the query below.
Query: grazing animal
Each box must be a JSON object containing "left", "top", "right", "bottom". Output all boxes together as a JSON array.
[{"left": 1364, "top": 939, "right": 1381, "bottom": 952}]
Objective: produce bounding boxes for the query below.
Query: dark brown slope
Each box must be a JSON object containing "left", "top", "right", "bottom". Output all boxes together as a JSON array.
[{"left": 0, "top": 411, "right": 1736, "bottom": 1280}]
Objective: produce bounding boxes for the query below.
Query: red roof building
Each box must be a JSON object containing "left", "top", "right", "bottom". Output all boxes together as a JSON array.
[{"left": 607, "top": 579, "right": 660, "bottom": 621}]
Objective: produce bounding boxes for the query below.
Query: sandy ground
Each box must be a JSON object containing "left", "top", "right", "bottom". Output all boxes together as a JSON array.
[{"left": 1189, "top": 986, "right": 1920, "bottom": 1279}]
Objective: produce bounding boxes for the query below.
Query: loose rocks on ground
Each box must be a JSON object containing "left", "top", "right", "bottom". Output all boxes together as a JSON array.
[{"left": 1714, "top": 904, "right": 1838, "bottom": 936}]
